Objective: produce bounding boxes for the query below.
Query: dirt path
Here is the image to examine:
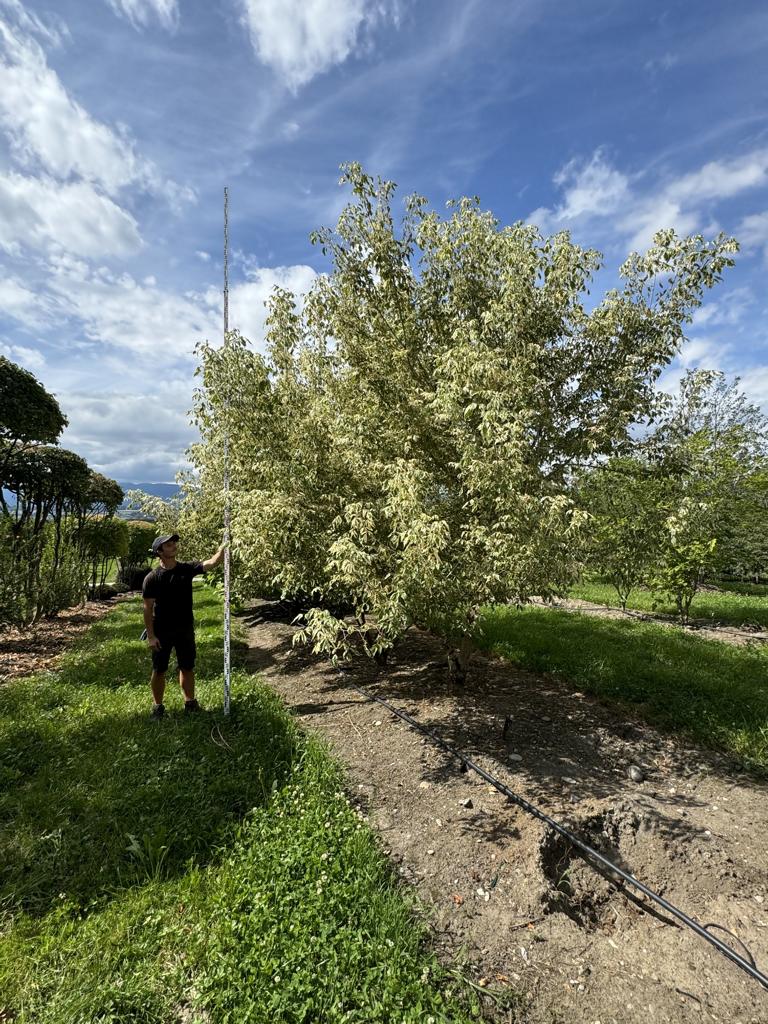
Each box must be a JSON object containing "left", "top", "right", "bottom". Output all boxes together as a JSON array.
[
  {"left": 242, "top": 600, "right": 768, "bottom": 1024},
  {"left": 0, "top": 598, "right": 120, "bottom": 683},
  {"left": 534, "top": 596, "right": 768, "bottom": 648}
]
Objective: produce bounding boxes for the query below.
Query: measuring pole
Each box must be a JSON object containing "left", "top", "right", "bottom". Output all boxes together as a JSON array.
[{"left": 223, "top": 187, "right": 231, "bottom": 715}]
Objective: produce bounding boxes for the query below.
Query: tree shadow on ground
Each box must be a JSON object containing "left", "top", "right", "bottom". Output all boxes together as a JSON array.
[
  {"left": 238, "top": 600, "right": 768, "bottom": 858},
  {"left": 0, "top": 684, "right": 299, "bottom": 919},
  {"left": 474, "top": 606, "right": 768, "bottom": 772},
  {"left": 238, "top": 600, "right": 326, "bottom": 676}
]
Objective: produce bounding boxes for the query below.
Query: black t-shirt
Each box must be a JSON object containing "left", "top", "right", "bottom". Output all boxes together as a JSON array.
[{"left": 142, "top": 560, "right": 205, "bottom": 632}]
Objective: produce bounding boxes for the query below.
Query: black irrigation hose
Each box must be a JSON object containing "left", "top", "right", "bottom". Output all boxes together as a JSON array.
[{"left": 338, "top": 671, "right": 768, "bottom": 995}]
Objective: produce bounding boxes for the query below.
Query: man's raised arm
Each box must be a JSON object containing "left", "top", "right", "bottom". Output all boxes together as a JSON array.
[{"left": 201, "top": 542, "right": 227, "bottom": 572}]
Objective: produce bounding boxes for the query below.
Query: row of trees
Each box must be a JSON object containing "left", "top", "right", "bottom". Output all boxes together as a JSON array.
[
  {"left": 578, "top": 370, "right": 768, "bottom": 620},
  {"left": 152, "top": 165, "right": 742, "bottom": 678},
  {"left": 0, "top": 357, "right": 153, "bottom": 628}
]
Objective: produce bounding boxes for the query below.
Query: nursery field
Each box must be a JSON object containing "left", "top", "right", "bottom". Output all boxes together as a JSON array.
[
  {"left": 570, "top": 579, "right": 768, "bottom": 629},
  {"left": 3, "top": 587, "right": 768, "bottom": 1023},
  {"left": 476, "top": 603, "right": 768, "bottom": 770}
]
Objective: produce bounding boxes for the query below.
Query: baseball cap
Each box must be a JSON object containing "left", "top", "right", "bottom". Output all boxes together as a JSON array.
[{"left": 151, "top": 533, "right": 179, "bottom": 555}]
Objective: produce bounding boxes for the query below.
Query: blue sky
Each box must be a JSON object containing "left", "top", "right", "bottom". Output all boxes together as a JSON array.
[{"left": 1, "top": 0, "right": 767, "bottom": 482}]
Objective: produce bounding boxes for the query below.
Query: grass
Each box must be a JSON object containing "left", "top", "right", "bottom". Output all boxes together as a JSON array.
[
  {"left": 0, "top": 586, "right": 490, "bottom": 1023},
  {"left": 476, "top": 604, "right": 768, "bottom": 771},
  {"left": 570, "top": 579, "right": 768, "bottom": 629}
]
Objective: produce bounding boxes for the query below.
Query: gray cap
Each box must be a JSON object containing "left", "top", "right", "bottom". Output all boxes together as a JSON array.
[{"left": 150, "top": 533, "right": 179, "bottom": 556}]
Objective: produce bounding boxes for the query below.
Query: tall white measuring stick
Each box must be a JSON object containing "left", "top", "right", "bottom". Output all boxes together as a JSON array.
[{"left": 222, "top": 186, "right": 231, "bottom": 715}]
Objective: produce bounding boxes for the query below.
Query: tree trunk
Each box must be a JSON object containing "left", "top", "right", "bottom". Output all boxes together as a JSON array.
[
  {"left": 46, "top": 508, "right": 64, "bottom": 616},
  {"left": 446, "top": 634, "right": 473, "bottom": 685}
]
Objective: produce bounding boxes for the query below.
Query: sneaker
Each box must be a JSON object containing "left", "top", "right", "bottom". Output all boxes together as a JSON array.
[
  {"left": 184, "top": 699, "right": 201, "bottom": 714},
  {"left": 150, "top": 703, "right": 165, "bottom": 719}
]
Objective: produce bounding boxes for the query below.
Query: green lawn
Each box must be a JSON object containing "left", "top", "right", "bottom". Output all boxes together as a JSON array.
[
  {"left": 570, "top": 579, "right": 768, "bottom": 629},
  {"left": 0, "top": 587, "right": 489, "bottom": 1023},
  {"left": 476, "top": 604, "right": 768, "bottom": 771}
]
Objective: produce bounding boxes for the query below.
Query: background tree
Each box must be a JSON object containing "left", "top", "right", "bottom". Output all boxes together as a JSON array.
[
  {"left": 118, "top": 520, "right": 157, "bottom": 589},
  {"left": 79, "top": 517, "right": 129, "bottom": 597},
  {"left": 0, "top": 356, "right": 67, "bottom": 504},
  {"left": 721, "top": 468, "right": 768, "bottom": 582},
  {"left": 0, "top": 358, "right": 123, "bottom": 624},
  {"left": 648, "top": 498, "right": 718, "bottom": 623},
  {"left": 575, "top": 458, "right": 669, "bottom": 609},
  {"left": 645, "top": 370, "right": 768, "bottom": 614},
  {"left": 578, "top": 370, "right": 768, "bottom": 619}
]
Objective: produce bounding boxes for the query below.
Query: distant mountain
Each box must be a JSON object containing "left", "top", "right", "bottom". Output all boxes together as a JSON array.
[
  {"left": 2, "top": 481, "right": 180, "bottom": 521},
  {"left": 118, "top": 482, "right": 180, "bottom": 501}
]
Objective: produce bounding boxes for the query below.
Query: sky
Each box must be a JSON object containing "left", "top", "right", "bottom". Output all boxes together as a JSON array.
[{"left": 1, "top": 0, "right": 767, "bottom": 483}]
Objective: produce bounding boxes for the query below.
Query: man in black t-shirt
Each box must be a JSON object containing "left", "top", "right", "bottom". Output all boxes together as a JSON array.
[{"left": 142, "top": 533, "right": 225, "bottom": 719}]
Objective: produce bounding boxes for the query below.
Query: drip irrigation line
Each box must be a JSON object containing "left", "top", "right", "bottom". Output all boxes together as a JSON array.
[{"left": 337, "top": 671, "right": 768, "bottom": 995}]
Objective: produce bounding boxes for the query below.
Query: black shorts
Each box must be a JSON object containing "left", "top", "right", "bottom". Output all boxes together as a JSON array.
[{"left": 151, "top": 627, "right": 197, "bottom": 673}]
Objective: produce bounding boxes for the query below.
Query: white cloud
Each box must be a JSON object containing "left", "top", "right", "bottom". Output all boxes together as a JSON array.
[
  {"left": 0, "top": 0, "right": 65, "bottom": 47},
  {"left": 738, "top": 209, "right": 768, "bottom": 246},
  {"left": 227, "top": 264, "right": 318, "bottom": 347},
  {"left": 690, "top": 287, "right": 753, "bottom": 329},
  {"left": 737, "top": 210, "right": 768, "bottom": 265},
  {"left": 59, "top": 389, "right": 195, "bottom": 479},
  {"left": 619, "top": 197, "right": 699, "bottom": 253},
  {"left": 106, "top": 0, "right": 179, "bottom": 31},
  {"left": 196, "top": 250, "right": 211, "bottom": 262},
  {"left": 0, "top": 271, "right": 55, "bottom": 329},
  {"left": 0, "top": 339, "right": 45, "bottom": 369},
  {"left": 740, "top": 366, "right": 768, "bottom": 409},
  {"left": 644, "top": 52, "right": 678, "bottom": 75},
  {"left": 239, "top": 0, "right": 399, "bottom": 91},
  {"left": 666, "top": 150, "right": 768, "bottom": 205},
  {"left": 676, "top": 335, "right": 730, "bottom": 370},
  {"left": 552, "top": 150, "right": 630, "bottom": 221},
  {"left": 45, "top": 253, "right": 220, "bottom": 356},
  {"left": 529, "top": 150, "right": 631, "bottom": 237},
  {"left": 530, "top": 146, "right": 768, "bottom": 253},
  {"left": 0, "top": 12, "right": 193, "bottom": 205},
  {"left": 0, "top": 172, "right": 142, "bottom": 257},
  {"left": 47, "top": 261, "right": 320, "bottom": 479}
]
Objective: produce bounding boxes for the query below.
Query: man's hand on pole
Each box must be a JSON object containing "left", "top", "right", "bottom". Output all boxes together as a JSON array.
[{"left": 203, "top": 540, "right": 228, "bottom": 571}]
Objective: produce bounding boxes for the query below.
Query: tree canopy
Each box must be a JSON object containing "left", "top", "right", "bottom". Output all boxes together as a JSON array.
[
  {"left": 0, "top": 356, "right": 67, "bottom": 448},
  {"left": 188, "top": 165, "right": 738, "bottom": 675}
]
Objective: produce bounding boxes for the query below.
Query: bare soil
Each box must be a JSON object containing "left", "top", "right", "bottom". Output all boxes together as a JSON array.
[
  {"left": 0, "top": 598, "right": 121, "bottom": 683},
  {"left": 241, "top": 599, "right": 768, "bottom": 1024}
]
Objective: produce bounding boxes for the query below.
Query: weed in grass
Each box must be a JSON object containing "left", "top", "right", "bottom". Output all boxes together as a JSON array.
[{"left": 125, "top": 828, "right": 171, "bottom": 883}]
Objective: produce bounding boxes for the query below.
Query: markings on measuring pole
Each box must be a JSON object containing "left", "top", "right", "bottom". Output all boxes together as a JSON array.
[{"left": 222, "top": 186, "right": 232, "bottom": 716}]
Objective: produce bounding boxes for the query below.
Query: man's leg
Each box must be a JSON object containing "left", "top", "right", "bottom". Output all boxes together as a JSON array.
[
  {"left": 150, "top": 635, "right": 171, "bottom": 715},
  {"left": 179, "top": 668, "right": 195, "bottom": 701},
  {"left": 178, "top": 629, "right": 199, "bottom": 710},
  {"left": 151, "top": 670, "right": 166, "bottom": 705}
]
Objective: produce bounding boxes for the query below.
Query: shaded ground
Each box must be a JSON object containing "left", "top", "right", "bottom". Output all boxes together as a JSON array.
[
  {"left": 242, "top": 599, "right": 768, "bottom": 1024},
  {"left": 540, "top": 596, "right": 768, "bottom": 647},
  {"left": 0, "top": 597, "right": 123, "bottom": 683}
]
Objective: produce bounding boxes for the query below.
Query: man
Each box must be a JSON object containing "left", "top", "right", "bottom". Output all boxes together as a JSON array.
[{"left": 142, "top": 533, "right": 226, "bottom": 719}]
